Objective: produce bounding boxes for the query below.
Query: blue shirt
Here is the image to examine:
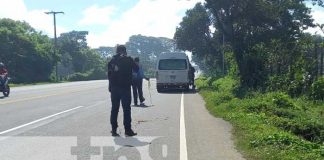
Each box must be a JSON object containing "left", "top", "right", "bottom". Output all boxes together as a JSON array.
[{"left": 133, "top": 65, "right": 145, "bottom": 80}]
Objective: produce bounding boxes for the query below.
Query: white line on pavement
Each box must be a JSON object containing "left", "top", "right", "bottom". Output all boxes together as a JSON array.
[
  {"left": 0, "top": 106, "right": 84, "bottom": 135},
  {"left": 180, "top": 93, "right": 188, "bottom": 160}
]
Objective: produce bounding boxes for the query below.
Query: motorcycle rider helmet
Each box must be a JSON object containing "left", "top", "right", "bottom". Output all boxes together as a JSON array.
[{"left": 0, "top": 62, "right": 4, "bottom": 69}]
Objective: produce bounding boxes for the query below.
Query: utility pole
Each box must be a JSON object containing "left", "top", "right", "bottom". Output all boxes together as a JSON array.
[
  {"left": 321, "top": 46, "right": 323, "bottom": 76},
  {"left": 222, "top": 34, "right": 225, "bottom": 75},
  {"left": 317, "top": 26, "right": 324, "bottom": 76},
  {"left": 45, "top": 11, "right": 64, "bottom": 81}
]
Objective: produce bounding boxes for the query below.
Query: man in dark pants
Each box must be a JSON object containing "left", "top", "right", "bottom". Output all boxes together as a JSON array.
[
  {"left": 132, "top": 57, "right": 149, "bottom": 106},
  {"left": 189, "top": 63, "right": 196, "bottom": 89},
  {"left": 108, "top": 45, "right": 138, "bottom": 137}
]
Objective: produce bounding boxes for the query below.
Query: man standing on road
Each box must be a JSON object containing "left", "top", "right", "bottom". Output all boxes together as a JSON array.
[
  {"left": 189, "top": 63, "right": 196, "bottom": 89},
  {"left": 108, "top": 45, "right": 138, "bottom": 137},
  {"left": 132, "top": 57, "right": 149, "bottom": 106}
]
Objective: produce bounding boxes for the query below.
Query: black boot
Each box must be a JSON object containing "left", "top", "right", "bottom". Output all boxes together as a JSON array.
[
  {"left": 111, "top": 129, "right": 120, "bottom": 137},
  {"left": 125, "top": 129, "right": 137, "bottom": 137},
  {"left": 140, "top": 98, "right": 145, "bottom": 103}
]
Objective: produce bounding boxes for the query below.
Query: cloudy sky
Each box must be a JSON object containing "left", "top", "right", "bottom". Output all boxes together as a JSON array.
[{"left": 0, "top": 0, "right": 323, "bottom": 48}]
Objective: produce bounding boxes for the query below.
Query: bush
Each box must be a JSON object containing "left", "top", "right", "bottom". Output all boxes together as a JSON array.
[
  {"left": 272, "top": 117, "right": 324, "bottom": 143},
  {"left": 198, "top": 76, "right": 324, "bottom": 159},
  {"left": 195, "top": 76, "right": 211, "bottom": 89},
  {"left": 211, "top": 76, "right": 239, "bottom": 93},
  {"left": 267, "top": 76, "right": 289, "bottom": 91},
  {"left": 271, "top": 92, "right": 297, "bottom": 109},
  {"left": 311, "top": 77, "right": 324, "bottom": 100},
  {"left": 211, "top": 92, "right": 235, "bottom": 105},
  {"left": 68, "top": 72, "right": 91, "bottom": 81},
  {"left": 291, "top": 119, "right": 324, "bottom": 143},
  {"left": 244, "top": 98, "right": 271, "bottom": 113},
  {"left": 89, "top": 68, "right": 106, "bottom": 80},
  {"left": 68, "top": 68, "right": 106, "bottom": 82},
  {"left": 267, "top": 74, "right": 310, "bottom": 97},
  {"left": 287, "top": 78, "right": 304, "bottom": 97}
]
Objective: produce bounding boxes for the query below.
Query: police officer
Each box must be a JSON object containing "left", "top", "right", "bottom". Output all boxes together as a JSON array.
[{"left": 108, "top": 45, "right": 138, "bottom": 137}]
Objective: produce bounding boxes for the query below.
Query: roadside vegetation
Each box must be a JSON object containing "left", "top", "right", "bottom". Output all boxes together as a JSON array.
[
  {"left": 196, "top": 76, "right": 323, "bottom": 159},
  {"left": 174, "top": 0, "right": 324, "bottom": 159}
]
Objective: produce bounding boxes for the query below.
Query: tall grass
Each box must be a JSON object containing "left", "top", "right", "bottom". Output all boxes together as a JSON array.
[{"left": 196, "top": 76, "right": 324, "bottom": 160}]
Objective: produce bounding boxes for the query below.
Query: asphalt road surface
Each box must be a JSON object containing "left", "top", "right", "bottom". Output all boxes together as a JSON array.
[{"left": 0, "top": 80, "right": 244, "bottom": 160}]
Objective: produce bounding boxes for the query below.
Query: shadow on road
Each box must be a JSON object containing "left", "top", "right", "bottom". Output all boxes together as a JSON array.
[
  {"left": 132, "top": 104, "right": 154, "bottom": 108},
  {"left": 113, "top": 137, "right": 151, "bottom": 147},
  {"left": 157, "top": 89, "right": 197, "bottom": 94}
]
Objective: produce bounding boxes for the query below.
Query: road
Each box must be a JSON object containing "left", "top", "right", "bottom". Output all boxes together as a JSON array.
[{"left": 0, "top": 80, "right": 244, "bottom": 160}]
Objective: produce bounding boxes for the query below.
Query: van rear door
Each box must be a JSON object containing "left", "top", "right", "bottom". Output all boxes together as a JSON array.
[
  {"left": 157, "top": 59, "right": 189, "bottom": 84},
  {"left": 157, "top": 70, "right": 188, "bottom": 83}
]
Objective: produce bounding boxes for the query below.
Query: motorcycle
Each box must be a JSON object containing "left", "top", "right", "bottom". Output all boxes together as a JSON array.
[{"left": 0, "top": 74, "right": 10, "bottom": 97}]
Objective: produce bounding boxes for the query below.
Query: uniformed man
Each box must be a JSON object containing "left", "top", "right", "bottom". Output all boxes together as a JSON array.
[{"left": 108, "top": 45, "right": 138, "bottom": 137}]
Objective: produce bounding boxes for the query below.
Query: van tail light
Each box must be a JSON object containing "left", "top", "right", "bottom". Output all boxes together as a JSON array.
[{"left": 156, "top": 71, "right": 159, "bottom": 79}]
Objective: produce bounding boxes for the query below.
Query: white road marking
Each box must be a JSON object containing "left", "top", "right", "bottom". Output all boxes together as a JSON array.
[
  {"left": 180, "top": 93, "right": 188, "bottom": 160},
  {"left": 0, "top": 106, "right": 84, "bottom": 135}
]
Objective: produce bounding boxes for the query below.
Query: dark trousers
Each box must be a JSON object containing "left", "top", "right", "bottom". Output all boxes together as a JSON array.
[
  {"left": 189, "top": 74, "right": 195, "bottom": 85},
  {"left": 132, "top": 79, "right": 144, "bottom": 104},
  {"left": 110, "top": 86, "right": 132, "bottom": 131}
]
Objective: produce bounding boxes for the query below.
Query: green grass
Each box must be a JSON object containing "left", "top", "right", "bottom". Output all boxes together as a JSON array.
[{"left": 196, "top": 77, "right": 324, "bottom": 160}]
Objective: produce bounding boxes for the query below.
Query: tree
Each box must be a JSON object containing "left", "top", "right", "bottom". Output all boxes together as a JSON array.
[
  {"left": 96, "top": 46, "right": 114, "bottom": 58},
  {"left": 206, "top": 0, "right": 321, "bottom": 87},
  {"left": 174, "top": 3, "right": 225, "bottom": 75},
  {"left": 57, "top": 30, "right": 107, "bottom": 80},
  {"left": 175, "top": 0, "right": 323, "bottom": 88},
  {"left": 0, "top": 18, "right": 57, "bottom": 83},
  {"left": 125, "top": 35, "right": 179, "bottom": 77},
  {"left": 57, "top": 30, "right": 90, "bottom": 73}
]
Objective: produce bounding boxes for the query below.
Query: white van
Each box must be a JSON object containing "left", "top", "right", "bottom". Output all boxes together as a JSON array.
[{"left": 156, "top": 52, "right": 190, "bottom": 92}]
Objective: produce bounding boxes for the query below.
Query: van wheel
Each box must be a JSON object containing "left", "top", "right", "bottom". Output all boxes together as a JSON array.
[
  {"left": 184, "top": 85, "right": 189, "bottom": 92},
  {"left": 157, "top": 86, "right": 163, "bottom": 93}
]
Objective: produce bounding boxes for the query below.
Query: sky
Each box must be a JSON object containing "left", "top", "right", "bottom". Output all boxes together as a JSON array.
[{"left": 0, "top": 0, "right": 323, "bottom": 49}]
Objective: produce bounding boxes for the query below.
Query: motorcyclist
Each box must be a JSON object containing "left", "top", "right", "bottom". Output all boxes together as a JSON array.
[{"left": 0, "top": 62, "right": 8, "bottom": 86}]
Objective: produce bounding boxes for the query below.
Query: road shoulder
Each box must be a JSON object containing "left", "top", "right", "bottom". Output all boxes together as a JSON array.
[{"left": 184, "top": 92, "right": 245, "bottom": 160}]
